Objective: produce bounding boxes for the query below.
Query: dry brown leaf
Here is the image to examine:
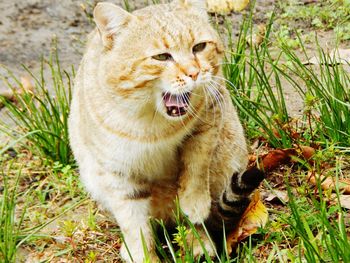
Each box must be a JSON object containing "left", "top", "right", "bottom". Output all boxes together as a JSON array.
[
  {"left": 330, "top": 194, "right": 350, "bottom": 210},
  {"left": 307, "top": 172, "right": 350, "bottom": 194},
  {"left": 20, "top": 76, "right": 34, "bottom": 93},
  {"left": 258, "top": 146, "right": 315, "bottom": 172},
  {"left": 207, "top": 0, "right": 249, "bottom": 14},
  {"left": 0, "top": 89, "right": 15, "bottom": 109},
  {"left": 247, "top": 24, "right": 266, "bottom": 47},
  {"left": 249, "top": 154, "right": 257, "bottom": 163},
  {"left": 250, "top": 139, "right": 260, "bottom": 151},
  {"left": 263, "top": 189, "right": 289, "bottom": 204},
  {"left": 300, "top": 145, "right": 315, "bottom": 160},
  {"left": 260, "top": 149, "right": 292, "bottom": 171},
  {"left": 0, "top": 76, "right": 34, "bottom": 103},
  {"left": 0, "top": 89, "right": 14, "bottom": 100},
  {"left": 232, "top": 0, "right": 250, "bottom": 12},
  {"left": 303, "top": 49, "right": 350, "bottom": 65},
  {"left": 338, "top": 195, "right": 350, "bottom": 209},
  {"left": 303, "top": 0, "right": 318, "bottom": 4},
  {"left": 226, "top": 191, "right": 268, "bottom": 254}
]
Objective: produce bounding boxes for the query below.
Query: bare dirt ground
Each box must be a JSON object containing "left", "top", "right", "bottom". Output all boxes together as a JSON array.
[
  {"left": 0, "top": 0, "right": 93, "bottom": 76},
  {"left": 0, "top": 0, "right": 277, "bottom": 143},
  {"left": 1, "top": 0, "right": 348, "bottom": 117},
  {"left": 0, "top": 0, "right": 275, "bottom": 76},
  {"left": 1, "top": 1, "right": 349, "bottom": 262}
]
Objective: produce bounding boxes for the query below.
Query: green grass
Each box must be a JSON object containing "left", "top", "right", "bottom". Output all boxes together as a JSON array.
[
  {"left": 287, "top": 187, "right": 350, "bottom": 262},
  {"left": 0, "top": 48, "right": 74, "bottom": 165},
  {"left": 223, "top": 11, "right": 350, "bottom": 149},
  {"left": 0, "top": 169, "right": 24, "bottom": 263},
  {"left": 281, "top": 40, "right": 350, "bottom": 147},
  {"left": 150, "top": 203, "right": 225, "bottom": 263},
  {"left": 146, "top": 170, "right": 350, "bottom": 262},
  {"left": 0, "top": 0, "right": 349, "bottom": 262},
  {"left": 224, "top": 14, "right": 298, "bottom": 148},
  {"left": 276, "top": 0, "right": 350, "bottom": 43},
  {"left": 0, "top": 151, "right": 89, "bottom": 262}
]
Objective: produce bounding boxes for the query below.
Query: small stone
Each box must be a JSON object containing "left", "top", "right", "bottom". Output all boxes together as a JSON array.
[{"left": 6, "top": 147, "right": 17, "bottom": 158}]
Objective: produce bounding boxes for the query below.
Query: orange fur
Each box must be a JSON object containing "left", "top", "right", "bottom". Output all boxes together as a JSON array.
[{"left": 69, "top": 1, "right": 248, "bottom": 262}]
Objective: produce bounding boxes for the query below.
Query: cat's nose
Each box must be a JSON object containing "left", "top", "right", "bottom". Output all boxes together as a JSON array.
[{"left": 186, "top": 67, "right": 199, "bottom": 81}]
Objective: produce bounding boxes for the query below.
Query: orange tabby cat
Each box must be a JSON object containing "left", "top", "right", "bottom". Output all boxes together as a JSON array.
[{"left": 68, "top": 0, "right": 263, "bottom": 262}]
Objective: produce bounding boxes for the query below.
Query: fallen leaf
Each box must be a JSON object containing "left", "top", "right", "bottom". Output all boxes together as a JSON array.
[
  {"left": 249, "top": 154, "right": 257, "bottom": 163},
  {"left": 0, "top": 89, "right": 15, "bottom": 109},
  {"left": 303, "top": 0, "right": 318, "bottom": 4},
  {"left": 300, "top": 145, "right": 315, "bottom": 160},
  {"left": 307, "top": 171, "right": 350, "bottom": 194},
  {"left": 0, "top": 89, "right": 14, "bottom": 100},
  {"left": 260, "top": 149, "right": 292, "bottom": 171},
  {"left": 303, "top": 49, "right": 350, "bottom": 65},
  {"left": 226, "top": 191, "right": 268, "bottom": 253},
  {"left": 258, "top": 146, "right": 316, "bottom": 172},
  {"left": 0, "top": 75, "right": 34, "bottom": 102},
  {"left": 330, "top": 194, "right": 350, "bottom": 210},
  {"left": 247, "top": 24, "right": 266, "bottom": 47},
  {"left": 263, "top": 189, "right": 289, "bottom": 204},
  {"left": 338, "top": 195, "right": 350, "bottom": 209},
  {"left": 232, "top": 0, "right": 250, "bottom": 12},
  {"left": 206, "top": 0, "right": 249, "bottom": 14},
  {"left": 20, "top": 76, "right": 34, "bottom": 93},
  {"left": 250, "top": 139, "right": 260, "bottom": 151}
]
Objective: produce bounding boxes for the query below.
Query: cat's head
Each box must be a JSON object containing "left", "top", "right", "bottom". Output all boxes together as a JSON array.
[{"left": 93, "top": 0, "right": 224, "bottom": 120}]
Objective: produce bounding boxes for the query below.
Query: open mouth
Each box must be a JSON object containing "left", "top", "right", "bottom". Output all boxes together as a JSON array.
[{"left": 163, "top": 92, "right": 191, "bottom": 117}]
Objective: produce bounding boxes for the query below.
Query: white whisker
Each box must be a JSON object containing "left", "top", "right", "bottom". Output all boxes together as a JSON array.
[
  {"left": 182, "top": 92, "right": 208, "bottom": 124},
  {"left": 151, "top": 90, "right": 170, "bottom": 130},
  {"left": 211, "top": 75, "right": 238, "bottom": 90},
  {"left": 177, "top": 93, "right": 194, "bottom": 136},
  {"left": 206, "top": 83, "right": 225, "bottom": 125},
  {"left": 202, "top": 85, "right": 217, "bottom": 124},
  {"left": 208, "top": 80, "right": 227, "bottom": 107}
]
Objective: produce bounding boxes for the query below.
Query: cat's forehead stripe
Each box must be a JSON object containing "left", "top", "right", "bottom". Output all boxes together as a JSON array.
[
  {"left": 188, "top": 29, "right": 195, "bottom": 43},
  {"left": 161, "top": 35, "right": 170, "bottom": 49},
  {"left": 145, "top": 11, "right": 199, "bottom": 50}
]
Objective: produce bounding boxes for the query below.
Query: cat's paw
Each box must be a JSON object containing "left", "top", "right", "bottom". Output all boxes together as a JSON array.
[
  {"left": 120, "top": 244, "right": 133, "bottom": 263},
  {"left": 120, "top": 244, "right": 158, "bottom": 263},
  {"left": 179, "top": 192, "right": 211, "bottom": 224},
  {"left": 187, "top": 228, "right": 216, "bottom": 259},
  {"left": 192, "top": 237, "right": 216, "bottom": 259}
]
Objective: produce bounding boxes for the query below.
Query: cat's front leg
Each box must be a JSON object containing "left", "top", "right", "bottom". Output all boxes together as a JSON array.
[
  {"left": 104, "top": 187, "right": 157, "bottom": 263},
  {"left": 178, "top": 126, "right": 218, "bottom": 224}
]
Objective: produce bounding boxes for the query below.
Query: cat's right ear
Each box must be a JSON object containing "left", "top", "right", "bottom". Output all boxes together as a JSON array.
[{"left": 93, "top": 2, "right": 134, "bottom": 48}]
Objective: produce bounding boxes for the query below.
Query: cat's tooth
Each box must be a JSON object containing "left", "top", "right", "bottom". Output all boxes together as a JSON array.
[{"left": 172, "top": 108, "right": 177, "bottom": 115}]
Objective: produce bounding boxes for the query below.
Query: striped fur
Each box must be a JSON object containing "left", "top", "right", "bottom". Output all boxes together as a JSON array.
[{"left": 206, "top": 167, "right": 265, "bottom": 234}]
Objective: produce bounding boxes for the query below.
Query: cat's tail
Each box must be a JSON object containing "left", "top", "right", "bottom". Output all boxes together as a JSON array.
[{"left": 205, "top": 167, "right": 265, "bottom": 238}]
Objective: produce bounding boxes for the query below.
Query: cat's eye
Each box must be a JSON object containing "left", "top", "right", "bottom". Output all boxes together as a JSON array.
[
  {"left": 152, "top": 53, "right": 173, "bottom": 61},
  {"left": 192, "top": 42, "right": 207, "bottom": 53}
]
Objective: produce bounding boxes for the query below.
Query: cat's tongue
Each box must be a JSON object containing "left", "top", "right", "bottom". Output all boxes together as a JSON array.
[
  {"left": 164, "top": 93, "right": 188, "bottom": 108},
  {"left": 163, "top": 92, "right": 191, "bottom": 117}
]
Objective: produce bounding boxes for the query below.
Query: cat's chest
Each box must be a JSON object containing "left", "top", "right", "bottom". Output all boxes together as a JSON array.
[{"left": 95, "top": 133, "right": 182, "bottom": 179}]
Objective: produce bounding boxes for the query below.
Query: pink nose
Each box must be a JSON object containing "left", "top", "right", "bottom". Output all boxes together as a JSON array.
[{"left": 186, "top": 68, "right": 199, "bottom": 81}]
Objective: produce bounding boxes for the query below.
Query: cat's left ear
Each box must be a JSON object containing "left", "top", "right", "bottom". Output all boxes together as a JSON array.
[{"left": 93, "top": 2, "right": 135, "bottom": 48}]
